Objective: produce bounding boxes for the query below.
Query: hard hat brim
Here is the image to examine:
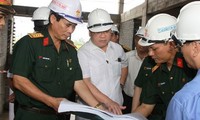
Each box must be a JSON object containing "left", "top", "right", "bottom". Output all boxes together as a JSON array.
[
  {"left": 138, "top": 38, "right": 154, "bottom": 46},
  {"left": 65, "top": 17, "right": 82, "bottom": 24},
  {"left": 58, "top": 13, "right": 82, "bottom": 24}
]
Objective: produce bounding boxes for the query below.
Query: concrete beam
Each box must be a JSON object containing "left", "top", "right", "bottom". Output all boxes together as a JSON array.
[
  {"left": 12, "top": 5, "right": 120, "bottom": 23},
  {"left": 121, "top": 0, "right": 194, "bottom": 22}
]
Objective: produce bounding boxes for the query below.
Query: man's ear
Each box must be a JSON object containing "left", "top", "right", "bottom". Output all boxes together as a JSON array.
[
  {"left": 169, "top": 41, "right": 177, "bottom": 52},
  {"left": 169, "top": 41, "right": 176, "bottom": 48},
  {"left": 89, "top": 31, "right": 92, "bottom": 37},
  {"left": 192, "top": 41, "right": 200, "bottom": 57},
  {"left": 49, "top": 14, "right": 56, "bottom": 24}
]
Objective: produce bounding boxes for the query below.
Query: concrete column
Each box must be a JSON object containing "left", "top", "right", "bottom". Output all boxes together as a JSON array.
[
  {"left": 119, "top": 0, "right": 124, "bottom": 14},
  {"left": 142, "top": 0, "right": 148, "bottom": 26},
  {"left": 0, "top": 21, "right": 8, "bottom": 114}
]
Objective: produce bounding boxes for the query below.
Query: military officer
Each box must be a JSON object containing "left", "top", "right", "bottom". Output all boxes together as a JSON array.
[
  {"left": 11, "top": 0, "right": 104, "bottom": 120},
  {"left": 133, "top": 13, "right": 196, "bottom": 120}
]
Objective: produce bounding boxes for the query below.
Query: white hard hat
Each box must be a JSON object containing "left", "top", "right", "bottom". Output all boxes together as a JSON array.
[
  {"left": 111, "top": 25, "right": 119, "bottom": 34},
  {"left": 88, "top": 8, "right": 113, "bottom": 32},
  {"left": 136, "top": 27, "right": 145, "bottom": 37},
  {"left": 32, "top": 7, "right": 50, "bottom": 25},
  {"left": 48, "top": 0, "right": 82, "bottom": 24},
  {"left": 138, "top": 13, "right": 176, "bottom": 46},
  {"left": 172, "top": 1, "right": 200, "bottom": 46}
]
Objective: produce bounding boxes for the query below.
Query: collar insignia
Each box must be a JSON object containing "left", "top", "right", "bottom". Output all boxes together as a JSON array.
[
  {"left": 177, "top": 58, "right": 183, "bottom": 68},
  {"left": 43, "top": 37, "right": 49, "bottom": 46}
]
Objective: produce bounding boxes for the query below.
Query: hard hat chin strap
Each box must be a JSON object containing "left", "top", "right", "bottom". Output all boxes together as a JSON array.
[
  {"left": 59, "top": 13, "right": 82, "bottom": 23},
  {"left": 142, "top": 37, "right": 170, "bottom": 44},
  {"left": 88, "top": 22, "right": 113, "bottom": 29},
  {"left": 171, "top": 34, "right": 190, "bottom": 47}
]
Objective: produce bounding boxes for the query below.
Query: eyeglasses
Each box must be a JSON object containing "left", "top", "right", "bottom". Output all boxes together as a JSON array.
[
  {"left": 88, "top": 22, "right": 113, "bottom": 29},
  {"left": 92, "top": 29, "right": 111, "bottom": 35}
]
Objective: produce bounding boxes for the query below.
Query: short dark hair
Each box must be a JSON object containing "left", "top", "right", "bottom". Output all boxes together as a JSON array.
[
  {"left": 112, "top": 31, "right": 119, "bottom": 35},
  {"left": 50, "top": 10, "right": 64, "bottom": 22}
]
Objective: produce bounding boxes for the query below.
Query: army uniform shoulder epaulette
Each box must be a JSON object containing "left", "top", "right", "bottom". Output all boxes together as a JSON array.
[
  {"left": 65, "top": 40, "right": 77, "bottom": 49},
  {"left": 152, "top": 64, "right": 161, "bottom": 73},
  {"left": 28, "top": 32, "right": 44, "bottom": 38},
  {"left": 122, "top": 45, "right": 131, "bottom": 51}
]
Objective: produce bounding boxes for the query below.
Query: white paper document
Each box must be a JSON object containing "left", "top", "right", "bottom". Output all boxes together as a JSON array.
[{"left": 58, "top": 99, "right": 147, "bottom": 120}]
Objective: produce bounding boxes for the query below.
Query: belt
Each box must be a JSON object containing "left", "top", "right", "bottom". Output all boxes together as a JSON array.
[{"left": 19, "top": 105, "right": 57, "bottom": 115}]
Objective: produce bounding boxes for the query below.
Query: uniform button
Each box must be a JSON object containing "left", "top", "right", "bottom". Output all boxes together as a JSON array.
[
  {"left": 162, "top": 92, "right": 165, "bottom": 94},
  {"left": 45, "top": 65, "right": 48, "bottom": 68},
  {"left": 58, "top": 82, "right": 61, "bottom": 85},
  {"left": 69, "top": 68, "right": 72, "bottom": 70},
  {"left": 57, "top": 68, "right": 60, "bottom": 70},
  {"left": 170, "top": 76, "right": 173, "bottom": 80},
  {"left": 145, "top": 74, "right": 148, "bottom": 76},
  {"left": 182, "top": 78, "right": 186, "bottom": 83},
  {"left": 171, "top": 91, "right": 174, "bottom": 94}
]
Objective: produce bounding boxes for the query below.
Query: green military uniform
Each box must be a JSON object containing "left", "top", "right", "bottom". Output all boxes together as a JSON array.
[
  {"left": 11, "top": 29, "right": 83, "bottom": 120},
  {"left": 135, "top": 56, "right": 156, "bottom": 102},
  {"left": 135, "top": 53, "right": 196, "bottom": 120}
]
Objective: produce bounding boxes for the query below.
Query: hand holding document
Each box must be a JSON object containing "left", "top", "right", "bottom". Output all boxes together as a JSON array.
[{"left": 58, "top": 99, "right": 147, "bottom": 120}]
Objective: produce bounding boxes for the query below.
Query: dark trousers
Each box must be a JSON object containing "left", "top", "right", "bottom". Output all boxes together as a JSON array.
[{"left": 122, "top": 90, "right": 132, "bottom": 114}]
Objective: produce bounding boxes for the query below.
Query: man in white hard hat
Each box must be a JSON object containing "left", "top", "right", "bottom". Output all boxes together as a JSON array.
[
  {"left": 133, "top": 13, "right": 196, "bottom": 120},
  {"left": 166, "top": 1, "right": 200, "bottom": 120},
  {"left": 11, "top": 0, "right": 104, "bottom": 120},
  {"left": 121, "top": 27, "right": 148, "bottom": 114},
  {"left": 77, "top": 8, "right": 128, "bottom": 120},
  {"left": 111, "top": 25, "right": 119, "bottom": 43},
  {"left": 110, "top": 25, "right": 131, "bottom": 52},
  {"left": 32, "top": 6, "right": 50, "bottom": 31}
]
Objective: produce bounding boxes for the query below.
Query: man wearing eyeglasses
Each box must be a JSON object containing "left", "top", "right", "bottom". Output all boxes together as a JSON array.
[
  {"left": 77, "top": 8, "right": 128, "bottom": 120},
  {"left": 166, "top": 1, "right": 200, "bottom": 120}
]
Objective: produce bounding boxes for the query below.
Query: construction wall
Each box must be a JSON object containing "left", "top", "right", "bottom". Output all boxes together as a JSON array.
[
  {"left": 119, "top": 0, "right": 194, "bottom": 49},
  {"left": 0, "top": 22, "right": 8, "bottom": 114},
  {"left": 119, "top": 20, "right": 134, "bottom": 50}
]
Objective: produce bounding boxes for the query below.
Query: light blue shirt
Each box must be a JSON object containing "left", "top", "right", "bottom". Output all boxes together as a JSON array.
[{"left": 166, "top": 69, "right": 200, "bottom": 120}]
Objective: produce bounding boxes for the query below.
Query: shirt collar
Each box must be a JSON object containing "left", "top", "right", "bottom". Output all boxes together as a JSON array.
[
  {"left": 173, "top": 52, "right": 184, "bottom": 68},
  {"left": 41, "top": 29, "right": 68, "bottom": 51},
  {"left": 41, "top": 29, "right": 54, "bottom": 47},
  {"left": 160, "top": 52, "right": 184, "bottom": 72}
]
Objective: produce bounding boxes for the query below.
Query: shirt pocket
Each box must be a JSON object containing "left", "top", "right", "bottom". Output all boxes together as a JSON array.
[
  {"left": 111, "top": 60, "right": 121, "bottom": 77},
  {"left": 35, "top": 58, "right": 54, "bottom": 82},
  {"left": 63, "top": 58, "right": 78, "bottom": 77}
]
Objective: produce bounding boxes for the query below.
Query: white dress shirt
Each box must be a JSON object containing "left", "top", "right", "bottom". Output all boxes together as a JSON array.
[
  {"left": 78, "top": 40, "right": 127, "bottom": 105},
  {"left": 123, "top": 50, "right": 144, "bottom": 97}
]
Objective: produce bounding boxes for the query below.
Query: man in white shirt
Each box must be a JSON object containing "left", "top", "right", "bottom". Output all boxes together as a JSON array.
[
  {"left": 123, "top": 27, "right": 148, "bottom": 113},
  {"left": 77, "top": 8, "right": 128, "bottom": 120}
]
